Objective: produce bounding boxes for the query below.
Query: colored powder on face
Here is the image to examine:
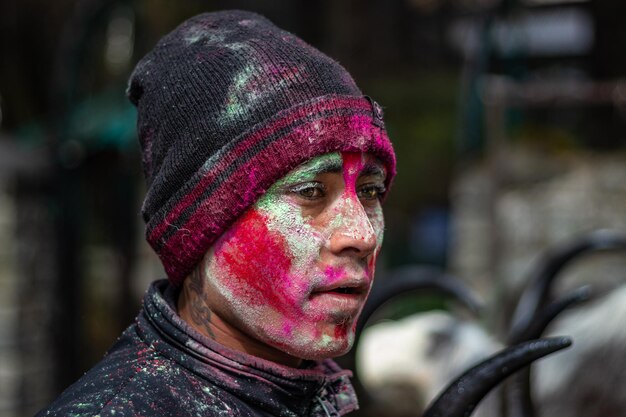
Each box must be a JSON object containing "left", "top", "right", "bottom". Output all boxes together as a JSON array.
[
  {"left": 325, "top": 197, "right": 368, "bottom": 243},
  {"left": 264, "top": 152, "right": 343, "bottom": 189},
  {"left": 320, "top": 334, "right": 333, "bottom": 347},
  {"left": 256, "top": 153, "right": 342, "bottom": 270},
  {"left": 214, "top": 208, "right": 297, "bottom": 317},
  {"left": 282, "top": 321, "right": 294, "bottom": 336},
  {"left": 255, "top": 190, "right": 318, "bottom": 274},
  {"left": 334, "top": 325, "right": 349, "bottom": 340},
  {"left": 367, "top": 255, "right": 377, "bottom": 276},
  {"left": 205, "top": 151, "right": 387, "bottom": 359},
  {"left": 323, "top": 265, "right": 347, "bottom": 285},
  {"left": 260, "top": 153, "right": 346, "bottom": 248},
  {"left": 341, "top": 152, "right": 364, "bottom": 195},
  {"left": 320, "top": 152, "right": 376, "bottom": 244}
]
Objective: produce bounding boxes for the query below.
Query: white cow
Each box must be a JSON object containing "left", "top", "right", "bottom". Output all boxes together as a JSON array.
[
  {"left": 357, "top": 311, "right": 500, "bottom": 415},
  {"left": 356, "top": 285, "right": 626, "bottom": 417}
]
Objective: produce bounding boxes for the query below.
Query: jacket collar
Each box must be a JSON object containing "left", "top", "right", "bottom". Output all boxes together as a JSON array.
[{"left": 137, "top": 280, "right": 358, "bottom": 416}]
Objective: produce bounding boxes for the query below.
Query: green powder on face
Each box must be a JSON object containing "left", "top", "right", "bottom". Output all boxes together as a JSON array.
[
  {"left": 371, "top": 208, "right": 385, "bottom": 246},
  {"left": 326, "top": 203, "right": 355, "bottom": 239},
  {"left": 269, "top": 153, "right": 342, "bottom": 188},
  {"left": 203, "top": 152, "right": 383, "bottom": 361},
  {"left": 320, "top": 333, "right": 334, "bottom": 347},
  {"left": 255, "top": 153, "right": 342, "bottom": 270},
  {"left": 255, "top": 191, "right": 318, "bottom": 272},
  {"left": 254, "top": 152, "right": 386, "bottom": 271}
]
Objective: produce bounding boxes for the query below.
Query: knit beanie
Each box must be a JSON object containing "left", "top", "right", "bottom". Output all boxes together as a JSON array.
[{"left": 127, "top": 10, "right": 396, "bottom": 286}]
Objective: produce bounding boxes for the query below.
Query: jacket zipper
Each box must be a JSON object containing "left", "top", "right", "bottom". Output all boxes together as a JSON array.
[{"left": 314, "top": 388, "right": 339, "bottom": 417}]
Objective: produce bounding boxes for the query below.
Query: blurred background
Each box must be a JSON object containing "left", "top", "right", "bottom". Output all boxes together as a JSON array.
[{"left": 1, "top": 0, "right": 626, "bottom": 416}]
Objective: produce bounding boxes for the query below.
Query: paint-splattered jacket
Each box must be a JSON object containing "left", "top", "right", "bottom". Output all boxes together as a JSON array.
[{"left": 37, "top": 280, "right": 359, "bottom": 416}]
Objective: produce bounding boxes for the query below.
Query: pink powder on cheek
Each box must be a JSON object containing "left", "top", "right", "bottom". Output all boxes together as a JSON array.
[{"left": 214, "top": 208, "right": 298, "bottom": 317}]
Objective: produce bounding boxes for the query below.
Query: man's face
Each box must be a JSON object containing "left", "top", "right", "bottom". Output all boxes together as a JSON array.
[{"left": 200, "top": 151, "right": 386, "bottom": 361}]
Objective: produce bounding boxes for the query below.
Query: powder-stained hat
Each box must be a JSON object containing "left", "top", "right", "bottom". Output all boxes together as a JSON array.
[{"left": 127, "top": 10, "right": 396, "bottom": 286}]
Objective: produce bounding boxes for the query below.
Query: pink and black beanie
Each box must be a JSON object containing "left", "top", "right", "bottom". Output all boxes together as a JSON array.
[{"left": 127, "top": 10, "right": 396, "bottom": 286}]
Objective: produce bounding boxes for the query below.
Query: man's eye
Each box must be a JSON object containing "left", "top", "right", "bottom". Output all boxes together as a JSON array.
[
  {"left": 289, "top": 182, "right": 325, "bottom": 200},
  {"left": 358, "top": 184, "right": 386, "bottom": 201}
]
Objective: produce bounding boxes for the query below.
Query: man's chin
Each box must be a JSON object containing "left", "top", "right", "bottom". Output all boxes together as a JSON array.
[{"left": 279, "top": 331, "right": 356, "bottom": 362}]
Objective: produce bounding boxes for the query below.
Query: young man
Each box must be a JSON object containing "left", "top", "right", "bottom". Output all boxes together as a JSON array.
[{"left": 38, "top": 10, "right": 395, "bottom": 416}]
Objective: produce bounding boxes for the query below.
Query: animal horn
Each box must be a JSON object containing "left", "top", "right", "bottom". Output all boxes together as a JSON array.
[
  {"left": 508, "top": 285, "right": 591, "bottom": 345},
  {"left": 504, "top": 286, "right": 590, "bottom": 417},
  {"left": 421, "top": 336, "right": 572, "bottom": 417},
  {"left": 509, "top": 230, "right": 626, "bottom": 342}
]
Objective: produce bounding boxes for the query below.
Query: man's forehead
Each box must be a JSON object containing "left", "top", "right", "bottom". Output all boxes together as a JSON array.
[{"left": 291, "top": 152, "right": 386, "bottom": 178}]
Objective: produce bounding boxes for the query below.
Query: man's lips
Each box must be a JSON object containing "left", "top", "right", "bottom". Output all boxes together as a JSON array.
[
  {"left": 310, "top": 277, "right": 370, "bottom": 296},
  {"left": 308, "top": 282, "right": 368, "bottom": 320},
  {"left": 306, "top": 268, "right": 372, "bottom": 319}
]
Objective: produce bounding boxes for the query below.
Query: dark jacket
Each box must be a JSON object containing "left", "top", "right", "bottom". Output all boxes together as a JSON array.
[{"left": 37, "top": 280, "right": 359, "bottom": 416}]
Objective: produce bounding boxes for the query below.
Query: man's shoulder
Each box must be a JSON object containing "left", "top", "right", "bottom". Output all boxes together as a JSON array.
[
  {"left": 34, "top": 326, "right": 159, "bottom": 416},
  {"left": 36, "top": 326, "right": 260, "bottom": 417}
]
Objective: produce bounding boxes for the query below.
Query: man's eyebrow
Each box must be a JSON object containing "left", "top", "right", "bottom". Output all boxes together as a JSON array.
[
  {"left": 359, "top": 163, "right": 386, "bottom": 179},
  {"left": 301, "top": 158, "right": 343, "bottom": 175},
  {"left": 290, "top": 157, "right": 386, "bottom": 180}
]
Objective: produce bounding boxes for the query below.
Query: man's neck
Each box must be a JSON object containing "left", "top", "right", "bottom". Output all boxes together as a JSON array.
[{"left": 177, "top": 279, "right": 304, "bottom": 368}]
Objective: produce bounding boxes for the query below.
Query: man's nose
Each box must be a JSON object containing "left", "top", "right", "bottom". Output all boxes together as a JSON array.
[{"left": 326, "top": 196, "right": 378, "bottom": 257}]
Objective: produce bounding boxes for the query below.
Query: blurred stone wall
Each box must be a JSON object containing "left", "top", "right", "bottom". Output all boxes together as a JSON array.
[
  {"left": 451, "top": 146, "right": 626, "bottom": 312},
  {"left": 450, "top": 145, "right": 626, "bottom": 414},
  {"left": 0, "top": 142, "right": 56, "bottom": 417},
  {"left": 0, "top": 139, "right": 164, "bottom": 416},
  {"left": 0, "top": 177, "right": 21, "bottom": 416}
]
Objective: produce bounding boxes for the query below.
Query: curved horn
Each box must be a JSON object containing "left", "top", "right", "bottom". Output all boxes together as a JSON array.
[
  {"left": 508, "top": 285, "right": 591, "bottom": 345},
  {"left": 421, "top": 337, "right": 572, "bottom": 417},
  {"left": 356, "top": 265, "right": 482, "bottom": 336},
  {"left": 505, "top": 286, "right": 590, "bottom": 417},
  {"left": 509, "top": 230, "right": 626, "bottom": 343}
]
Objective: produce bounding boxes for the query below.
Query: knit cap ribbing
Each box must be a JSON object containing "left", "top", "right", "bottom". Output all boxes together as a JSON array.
[{"left": 127, "top": 10, "right": 396, "bottom": 286}]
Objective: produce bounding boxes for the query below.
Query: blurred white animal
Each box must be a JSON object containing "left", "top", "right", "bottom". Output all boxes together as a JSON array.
[
  {"left": 356, "top": 285, "right": 626, "bottom": 417},
  {"left": 535, "top": 284, "right": 626, "bottom": 417},
  {"left": 356, "top": 311, "right": 500, "bottom": 414}
]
